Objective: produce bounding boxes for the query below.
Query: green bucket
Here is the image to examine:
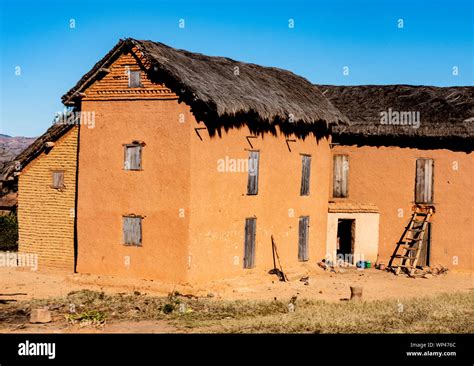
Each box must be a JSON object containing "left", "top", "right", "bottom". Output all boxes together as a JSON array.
[{"left": 365, "top": 261, "right": 371, "bottom": 268}]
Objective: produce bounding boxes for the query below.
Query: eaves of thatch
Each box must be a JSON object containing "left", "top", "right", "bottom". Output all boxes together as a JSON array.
[
  {"left": 62, "top": 38, "right": 347, "bottom": 136},
  {"left": 320, "top": 85, "right": 474, "bottom": 152},
  {"left": 1, "top": 122, "right": 76, "bottom": 181}
]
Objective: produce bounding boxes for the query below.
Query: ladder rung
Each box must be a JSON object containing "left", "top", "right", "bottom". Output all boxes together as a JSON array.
[
  {"left": 390, "top": 211, "right": 431, "bottom": 268},
  {"left": 396, "top": 241, "right": 416, "bottom": 245},
  {"left": 397, "top": 239, "right": 421, "bottom": 245}
]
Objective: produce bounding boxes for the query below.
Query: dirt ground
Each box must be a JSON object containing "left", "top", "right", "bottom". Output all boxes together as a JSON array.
[
  {"left": 0, "top": 266, "right": 472, "bottom": 333},
  {"left": 1, "top": 266, "right": 472, "bottom": 302},
  {"left": 4, "top": 320, "right": 178, "bottom": 334}
]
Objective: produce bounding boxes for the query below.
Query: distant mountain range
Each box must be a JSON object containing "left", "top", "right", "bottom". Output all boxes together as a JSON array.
[{"left": 0, "top": 134, "right": 37, "bottom": 172}]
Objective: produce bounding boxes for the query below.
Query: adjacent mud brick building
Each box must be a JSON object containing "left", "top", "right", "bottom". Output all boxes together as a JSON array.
[
  {"left": 7, "top": 123, "right": 78, "bottom": 270},
  {"left": 6, "top": 38, "right": 473, "bottom": 282},
  {"left": 322, "top": 85, "right": 473, "bottom": 271}
]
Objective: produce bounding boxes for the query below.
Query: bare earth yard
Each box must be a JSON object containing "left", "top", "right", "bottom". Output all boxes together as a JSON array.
[{"left": 0, "top": 266, "right": 472, "bottom": 333}]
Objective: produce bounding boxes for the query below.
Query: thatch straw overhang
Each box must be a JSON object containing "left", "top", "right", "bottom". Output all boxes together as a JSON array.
[
  {"left": 321, "top": 85, "right": 474, "bottom": 152},
  {"left": 1, "top": 122, "right": 76, "bottom": 181},
  {"left": 62, "top": 38, "right": 347, "bottom": 137}
]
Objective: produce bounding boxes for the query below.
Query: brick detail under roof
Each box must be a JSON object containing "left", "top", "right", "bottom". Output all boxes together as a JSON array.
[{"left": 328, "top": 202, "right": 379, "bottom": 213}]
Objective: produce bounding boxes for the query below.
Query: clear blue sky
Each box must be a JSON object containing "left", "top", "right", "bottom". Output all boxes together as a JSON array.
[{"left": 0, "top": 0, "right": 472, "bottom": 137}]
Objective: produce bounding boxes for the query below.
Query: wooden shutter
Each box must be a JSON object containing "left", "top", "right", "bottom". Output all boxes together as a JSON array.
[
  {"left": 300, "top": 155, "right": 311, "bottom": 196},
  {"left": 124, "top": 145, "right": 142, "bottom": 170},
  {"left": 52, "top": 171, "right": 64, "bottom": 189},
  {"left": 123, "top": 217, "right": 132, "bottom": 244},
  {"left": 244, "top": 218, "right": 256, "bottom": 268},
  {"left": 123, "top": 216, "right": 142, "bottom": 246},
  {"left": 298, "top": 216, "right": 309, "bottom": 261},
  {"left": 333, "top": 155, "right": 348, "bottom": 198},
  {"left": 415, "top": 159, "right": 434, "bottom": 203},
  {"left": 247, "top": 151, "right": 260, "bottom": 195},
  {"left": 129, "top": 70, "right": 141, "bottom": 87}
]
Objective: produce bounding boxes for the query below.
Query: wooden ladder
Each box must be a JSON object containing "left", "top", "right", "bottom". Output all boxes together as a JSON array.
[{"left": 388, "top": 205, "right": 434, "bottom": 276}]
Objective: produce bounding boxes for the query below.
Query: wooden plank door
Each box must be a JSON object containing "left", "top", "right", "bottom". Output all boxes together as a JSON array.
[
  {"left": 298, "top": 216, "right": 309, "bottom": 261},
  {"left": 244, "top": 218, "right": 256, "bottom": 268},
  {"left": 418, "top": 222, "right": 431, "bottom": 267}
]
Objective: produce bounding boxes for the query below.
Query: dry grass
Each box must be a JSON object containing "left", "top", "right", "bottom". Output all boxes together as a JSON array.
[
  {"left": 1, "top": 290, "right": 472, "bottom": 333},
  {"left": 195, "top": 294, "right": 474, "bottom": 333}
]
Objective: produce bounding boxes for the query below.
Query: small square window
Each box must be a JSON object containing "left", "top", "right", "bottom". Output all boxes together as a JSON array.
[
  {"left": 128, "top": 70, "right": 142, "bottom": 88},
  {"left": 124, "top": 144, "right": 142, "bottom": 170},
  {"left": 123, "top": 216, "right": 142, "bottom": 246},
  {"left": 52, "top": 171, "right": 65, "bottom": 189}
]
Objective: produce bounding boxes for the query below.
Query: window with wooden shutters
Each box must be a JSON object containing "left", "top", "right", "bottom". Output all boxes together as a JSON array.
[
  {"left": 333, "top": 155, "right": 349, "bottom": 198},
  {"left": 128, "top": 70, "right": 142, "bottom": 88},
  {"left": 244, "top": 218, "right": 256, "bottom": 268},
  {"left": 123, "top": 216, "right": 142, "bottom": 246},
  {"left": 415, "top": 158, "right": 434, "bottom": 203},
  {"left": 300, "top": 154, "right": 311, "bottom": 196},
  {"left": 298, "top": 216, "right": 309, "bottom": 261},
  {"left": 124, "top": 144, "right": 142, "bottom": 171},
  {"left": 52, "top": 171, "right": 65, "bottom": 189},
  {"left": 247, "top": 151, "right": 260, "bottom": 195}
]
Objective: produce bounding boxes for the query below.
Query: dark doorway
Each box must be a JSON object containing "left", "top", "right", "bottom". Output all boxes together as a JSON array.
[{"left": 337, "top": 219, "right": 355, "bottom": 264}]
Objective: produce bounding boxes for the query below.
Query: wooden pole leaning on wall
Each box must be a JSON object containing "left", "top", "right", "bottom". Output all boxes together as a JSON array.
[{"left": 268, "top": 235, "right": 288, "bottom": 282}]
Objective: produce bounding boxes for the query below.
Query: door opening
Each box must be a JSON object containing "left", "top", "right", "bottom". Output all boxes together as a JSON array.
[
  {"left": 415, "top": 221, "right": 431, "bottom": 267},
  {"left": 337, "top": 219, "right": 355, "bottom": 264}
]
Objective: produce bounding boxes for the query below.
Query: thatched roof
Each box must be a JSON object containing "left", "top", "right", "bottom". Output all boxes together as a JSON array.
[
  {"left": 320, "top": 85, "right": 474, "bottom": 151},
  {"left": 62, "top": 38, "right": 346, "bottom": 131},
  {"left": 1, "top": 122, "right": 76, "bottom": 181}
]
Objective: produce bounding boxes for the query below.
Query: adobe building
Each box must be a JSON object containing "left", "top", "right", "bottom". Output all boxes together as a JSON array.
[
  {"left": 322, "top": 85, "right": 473, "bottom": 272},
  {"left": 62, "top": 38, "right": 345, "bottom": 283},
  {"left": 6, "top": 39, "right": 473, "bottom": 283},
  {"left": 7, "top": 123, "right": 78, "bottom": 271}
]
